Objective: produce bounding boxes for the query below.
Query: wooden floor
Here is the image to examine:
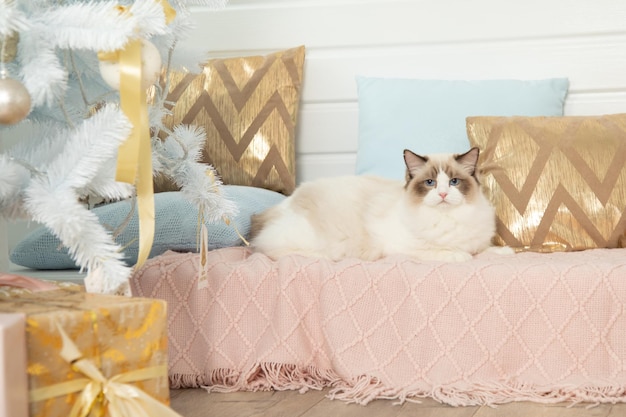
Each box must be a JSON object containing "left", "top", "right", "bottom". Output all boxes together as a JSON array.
[{"left": 170, "top": 388, "right": 626, "bottom": 417}]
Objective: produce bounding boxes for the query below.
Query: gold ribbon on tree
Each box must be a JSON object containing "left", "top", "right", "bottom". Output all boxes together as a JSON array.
[
  {"left": 98, "top": 2, "right": 176, "bottom": 269},
  {"left": 116, "top": 36, "right": 154, "bottom": 269},
  {"left": 28, "top": 323, "right": 182, "bottom": 417}
]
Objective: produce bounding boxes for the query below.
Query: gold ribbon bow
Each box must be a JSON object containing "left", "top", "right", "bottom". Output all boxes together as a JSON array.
[
  {"left": 98, "top": 2, "right": 177, "bottom": 269},
  {"left": 29, "top": 323, "right": 182, "bottom": 417}
]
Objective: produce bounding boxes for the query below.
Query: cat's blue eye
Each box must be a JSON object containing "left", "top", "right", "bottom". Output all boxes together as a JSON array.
[
  {"left": 424, "top": 179, "right": 436, "bottom": 187},
  {"left": 449, "top": 178, "right": 460, "bottom": 186}
]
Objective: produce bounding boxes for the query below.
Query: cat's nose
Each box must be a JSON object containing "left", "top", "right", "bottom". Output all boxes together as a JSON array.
[{"left": 439, "top": 192, "right": 448, "bottom": 199}]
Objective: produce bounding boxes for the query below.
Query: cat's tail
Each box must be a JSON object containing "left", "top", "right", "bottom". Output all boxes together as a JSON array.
[{"left": 249, "top": 211, "right": 269, "bottom": 241}]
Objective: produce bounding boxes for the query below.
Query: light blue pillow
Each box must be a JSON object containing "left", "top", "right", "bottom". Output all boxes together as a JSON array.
[
  {"left": 355, "top": 77, "right": 569, "bottom": 180},
  {"left": 10, "top": 186, "right": 285, "bottom": 270}
]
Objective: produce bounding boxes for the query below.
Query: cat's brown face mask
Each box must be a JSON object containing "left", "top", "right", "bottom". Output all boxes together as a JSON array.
[{"left": 403, "top": 148, "right": 482, "bottom": 206}]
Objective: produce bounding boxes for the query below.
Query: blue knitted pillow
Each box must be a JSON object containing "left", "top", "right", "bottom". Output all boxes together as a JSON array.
[
  {"left": 10, "top": 186, "right": 285, "bottom": 270},
  {"left": 355, "top": 77, "right": 570, "bottom": 180}
]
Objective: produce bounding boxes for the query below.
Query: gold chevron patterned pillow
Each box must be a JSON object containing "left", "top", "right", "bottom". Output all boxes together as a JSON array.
[
  {"left": 467, "top": 114, "right": 626, "bottom": 252},
  {"left": 157, "top": 46, "right": 305, "bottom": 194}
]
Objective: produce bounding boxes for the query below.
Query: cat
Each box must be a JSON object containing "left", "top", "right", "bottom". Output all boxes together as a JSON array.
[{"left": 249, "top": 147, "right": 502, "bottom": 262}]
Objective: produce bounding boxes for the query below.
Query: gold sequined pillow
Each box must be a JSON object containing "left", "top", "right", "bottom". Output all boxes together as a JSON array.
[
  {"left": 466, "top": 114, "right": 626, "bottom": 251},
  {"left": 157, "top": 46, "right": 305, "bottom": 194}
]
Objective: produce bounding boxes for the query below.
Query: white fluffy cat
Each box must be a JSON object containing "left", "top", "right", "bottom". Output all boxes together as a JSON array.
[{"left": 249, "top": 147, "right": 500, "bottom": 262}]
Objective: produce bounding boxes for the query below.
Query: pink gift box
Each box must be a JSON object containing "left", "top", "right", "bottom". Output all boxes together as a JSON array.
[
  {"left": 0, "top": 273, "right": 58, "bottom": 293},
  {"left": 0, "top": 313, "right": 28, "bottom": 417}
]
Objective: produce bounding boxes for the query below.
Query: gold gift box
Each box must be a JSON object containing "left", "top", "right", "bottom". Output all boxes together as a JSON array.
[{"left": 0, "top": 286, "right": 170, "bottom": 417}]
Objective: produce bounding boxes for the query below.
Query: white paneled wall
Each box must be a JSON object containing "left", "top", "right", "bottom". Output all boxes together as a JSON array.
[{"left": 189, "top": 0, "right": 626, "bottom": 182}]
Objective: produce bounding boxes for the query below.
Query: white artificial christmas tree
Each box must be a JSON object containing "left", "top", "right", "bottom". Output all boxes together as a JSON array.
[{"left": 0, "top": 0, "right": 236, "bottom": 295}]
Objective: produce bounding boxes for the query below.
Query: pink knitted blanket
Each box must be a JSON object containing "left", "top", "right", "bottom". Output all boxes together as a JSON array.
[{"left": 130, "top": 247, "right": 626, "bottom": 406}]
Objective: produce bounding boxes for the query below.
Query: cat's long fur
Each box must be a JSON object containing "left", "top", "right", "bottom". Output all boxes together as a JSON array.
[{"left": 249, "top": 147, "right": 497, "bottom": 262}]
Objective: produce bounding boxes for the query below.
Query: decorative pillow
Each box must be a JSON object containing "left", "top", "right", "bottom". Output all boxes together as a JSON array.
[
  {"left": 355, "top": 77, "right": 569, "bottom": 180},
  {"left": 466, "top": 114, "right": 626, "bottom": 251},
  {"left": 10, "top": 186, "right": 286, "bottom": 270},
  {"left": 157, "top": 46, "right": 305, "bottom": 195}
]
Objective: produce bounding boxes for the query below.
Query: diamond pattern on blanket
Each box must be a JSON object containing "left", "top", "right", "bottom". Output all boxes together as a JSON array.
[{"left": 130, "top": 247, "right": 626, "bottom": 405}]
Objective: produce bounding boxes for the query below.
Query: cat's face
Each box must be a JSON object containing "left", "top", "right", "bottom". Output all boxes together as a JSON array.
[{"left": 403, "top": 148, "right": 481, "bottom": 208}]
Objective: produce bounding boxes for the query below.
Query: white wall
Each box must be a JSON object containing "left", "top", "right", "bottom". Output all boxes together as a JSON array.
[{"left": 189, "top": 0, "right": 626, "bottom": 183}]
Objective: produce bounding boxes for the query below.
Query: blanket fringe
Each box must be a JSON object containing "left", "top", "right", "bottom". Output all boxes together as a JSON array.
[
  {"left": 169, "top": 365, "right": 626, "bottom": 407},
  {"left": 424, "top": 382, "right": 626, "bottom": 407},
  {"left": 170, "top": 363, "right": 341, "bottom": 394},
  {"left": 328, "top": 375, "right": 405, "bottom": 405}
]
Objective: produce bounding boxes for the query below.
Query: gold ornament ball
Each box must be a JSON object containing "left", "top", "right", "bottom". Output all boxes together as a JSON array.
[
  {"left": 99, "top": 39, "right": 162, "bottom": 91},
  {"left": 0, "top": 77, "right": 31, "bottom": 125}
]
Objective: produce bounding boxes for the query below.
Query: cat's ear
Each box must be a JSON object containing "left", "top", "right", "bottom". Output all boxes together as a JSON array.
[
  {"left": 455, "top": 147, "right": 480, "bottom": 176},
  {"left": 403, "top": 149, "right": 428, "bottom": 179}
]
